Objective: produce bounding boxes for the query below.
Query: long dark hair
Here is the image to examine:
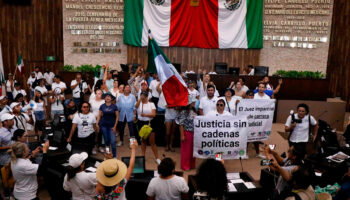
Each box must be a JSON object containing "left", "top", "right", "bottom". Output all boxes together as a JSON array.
[
  {"left": 196, "top": 159, "right": 228, "bottom": 199},
  {"left": 67, "top": 162, "right": 84, "bottom": 181},
  {"left": 34, "top": 91, "right": 44, "bottom": 103},
  {"left": 78, "top": 101, "right": 91, "bottom": 113}
]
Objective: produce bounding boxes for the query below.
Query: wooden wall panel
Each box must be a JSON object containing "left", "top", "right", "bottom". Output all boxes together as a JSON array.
[
  {"left": 0, "top": 0, "right": 63, "bottom": 83},
  {"left": 327, "top": 0, "right": 350, "bottom": 110},
  {"left": 127, "top": 46, "right": 261, "bottom": 73}
]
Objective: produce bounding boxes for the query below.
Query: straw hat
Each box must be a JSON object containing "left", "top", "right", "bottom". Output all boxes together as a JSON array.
[{"left": 96, "top": 159, "right": 127, "bottom": 187}]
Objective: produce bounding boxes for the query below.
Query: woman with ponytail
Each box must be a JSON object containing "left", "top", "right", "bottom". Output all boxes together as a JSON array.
[
  {"left": 63, "top": 152, "right": 97, "bottom": 199},
  {"left": 10, "top": 141, "right": 49, "bottom": 200}
]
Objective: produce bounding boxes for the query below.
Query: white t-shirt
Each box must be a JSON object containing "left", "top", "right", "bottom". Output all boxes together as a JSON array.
[
  {"left": 27, "top": 77, "right": 36, "bottom": 90},
  {"left": 33, "top": 71, "right": 43, "bottom": 79},
  {"left": 219, "top": 97, "right": 238, "bottom": 115},
  {"left": 13, "top": 89, "right": 27, "bottom": 98},
  {"left": 50, "top": 95, "right": 65, "bottom": 111},
  {"left": 63, "top": 171, "right": 97, "bottom": 200},
  {"left": 52, "top": 81, "right": 67, "bottom": 91},
  {"left": 72, "top": 113, "right": 96, "bottom": 138},
  {"left": 248, "top": 68, "right": 255, "bottom": 75},
  {"left": 207, "top": 110, "right": 232, "bottom": 117},
  {"left": 32, "top": 101, "right": 44, "bottom": 112},
  {"left": 233, "top": 85, "right": 249, "bottom": 93},
  {"left": 34, "top": 86, "right": 48, "bottom": 95},
  {"left": 137, "top": 102, "right": 156, "bottom": 121},
  {"left": 89, "top": 99, "right": 105, "bottom": 118},
  {"left": 6, "top": 80, "right": 16, "bottom": 92},
  {"left": 146, "top": 176, "right": 189, "bottom": 200},
  {"left": 188, "top": 88, "right": 199, "bottom": 99},
  {"left": 285, "top": 114, "right": 317, "bottom": 143},
  {"left": 254, "top": 93, "right": 271, "bottom": 99},
  {"left": 44, "top": 72, "right": 55, "bottom": 85},
  {"left": 199, "top": 96, "right": 218, "bottom": 116},
  {"left": 149, "top": 80, "right": 161, "bottom": 98},
  {"left": 11, "top": 158, "right": 39, "bottom": 200},
  {"left": 71, "top": 80, "right": 88, "bottom": 98},
  {"left": 266, "top": 83, "right": 273, "bottom": 91},
  {"left": 165, "top": 108, "right": 178, "bottom": 120}
]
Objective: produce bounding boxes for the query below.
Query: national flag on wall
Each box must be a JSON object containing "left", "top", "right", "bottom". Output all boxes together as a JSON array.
[
  {"left": 0, "top": 43, "right": 5, "bottom": 96},
  {"left": 124, "top": 0, "right": 263, "bottom": 49},
  {"left": 17, "top": 54, "right": 24, "bottom": 76},
  {"left": 147, "top": 37, "right": 188, "bottom": 107}
]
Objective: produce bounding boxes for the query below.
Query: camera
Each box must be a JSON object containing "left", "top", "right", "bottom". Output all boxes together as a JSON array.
[
  {"left": 290, "top": 110, "right": 302, "bottom": 123},
  {"left": 260, "top": 159, "right": 273, "bottom": 166}
]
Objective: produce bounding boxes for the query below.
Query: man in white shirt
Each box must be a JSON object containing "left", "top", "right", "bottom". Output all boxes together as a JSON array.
[
  {"left": 27, "top": 72, "right": 37, "bottom": 98},
  {"left": 247, "top": 65, "right": 254, "bottom": 76},
  {"left": 33, "top": 66, "right": 43, "bottom": 79},
  {"left": 70, "top": 73, "right": 88, "bottom": 105},
  {"left": 11, "top": 102, "right": 32, "bottom": 131},
  {"left": 206, "top": 99, "right": 232, "bottom": 117},
  {"left": 52, "top": 75, "right": 67, "bottom": 94},
  {"left": 254, "top": 83, "right": 271, "bottom": 99},
  {"left": 43, "top": 69, "right": 55, "bottom": 87},
  {"left": 199, "top": 85, "right": 218, "bottom": 116},
  {"left": 149, "top": 74, "right": 161, "bottom": 108}
]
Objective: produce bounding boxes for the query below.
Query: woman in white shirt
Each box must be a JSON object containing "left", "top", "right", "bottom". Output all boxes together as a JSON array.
[
  {"left": 67, "top": 102, "right": 98, "bottom": 155},
  {"left": 219, "top": 88, "right": 238, "bottom": 116},
  {"left": 11, "top": 141, "right": 49, "bottom": 200},
  {"left": 5, "top": 73, "right": 16, "bottom": 100},
  {"left": 135, "top": 91, "right": 161, "bottom": 164},
  {"left": 110, "top": 79, "right": 119, "bottom": 98},
  {"left": 63, "top": 152, "right": 97, "bottom": 200},
  {"left": 31, "top": 90, "right": 46, "bottom": 135},
  {"left": 89, "top": 89, "right": 105, "bottom": 154},
  {"left": 49, "top": 88, "right": 65, "bottom": 119},
  {"left": 34, "top": 79, "right": 48, "bottom": 103}
]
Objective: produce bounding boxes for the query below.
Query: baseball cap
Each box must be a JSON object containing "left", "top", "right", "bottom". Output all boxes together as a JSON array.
[
  {"left": 140, "top": 80, "right": 148, "bottom": 87},
  {"left": 1, "top": 113, "right": 14, "bottom": 122},
  {"left": 10, "top": 102, "right": 20, "bottom": 109},
  {"left": 68, "top": 152, "right": 88, "bottom": 168}
]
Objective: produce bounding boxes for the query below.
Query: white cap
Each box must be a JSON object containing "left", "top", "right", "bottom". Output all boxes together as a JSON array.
[
  {"left": 68, "top": 152, "right": 88, "bottom": 168},
  {"left": 10, "top": 102, "right": 20, "bottom": 109},
  {"left": 0, "top": 96, "right": 6, "bottom": 101},
  {"left": 1, "top": 113, "right": 14, "bottom": 122}
]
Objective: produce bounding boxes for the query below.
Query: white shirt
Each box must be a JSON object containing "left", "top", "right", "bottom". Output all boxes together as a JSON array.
[
  {"left": 52, "top": 81, "right": 67, "bottom": 91},
  {"left": 188, "top": 88, "right": 199, "bottom": 99},
  {"left": 254, "top": 93, "right": 271, "bottom": 99},
  {"left": 31, "top": 100, "right": 44, "bottom": 112},
  {"left": 71, "top": 80, "right": 87, "bottom": 98},
  {"left": 137, "top": 102, "right": 156, "bottom": 121},
  {"left": 266, "top": 83, "right": 273, "bottom": 91},
  {"left": 146, "top": 176, "right": 189, "bottom": 200},
  {"left": 233, "top": 85, "right": 249, "bottom": 93},
  {"left": 13, "top": 89, "right": 27, "bottom": 98},
  {"left": 248, "top": 69, "right": 255, "bottom": 75},
  {"left": 149, "top": 80, "right": 161, "bottom": 98},
  {"left": 13, "top": 113, "right": 30, "bottom": 131},
  {"left": 50, "top": 95, "right": 65, "bottom": 111},
  {"left": 199, "top": 96, "right": 218, "bottom": 116},
  {"left": 11, "top": 158, "right": 39, "bottom": 200},
  {"left": 33, "top": 71, "right": 43, "bottom": 79},
  {"left": 63, "top": 171, "right": 97, "bottom": 200},
  {"left": 219, "top": 97, "right": 238, "bottom": 115},
  {"left": 285, "top": 114, "right": 317, "bottom": 143},
  {"left": 44, "top": 72, "right": 55, "bottom": 85},
  {"left": 207, "top": 110, "right": 232, "bottom": 117},
  {"left": 157, "top": 92, "right": 167, "bottom": 109},
  {"left": 6, "top": 80, "right": 16, "bottom": 92},
  {"left": 34, "top": 86, "right": 48, "bottom": 95},
  {"left": 72, "top": 113, "right": 96, "bottom": 138},
  {"left": 89, "top": 98, "right": 105, "bottom": 118},
  {"left": 27, "top": 77, "right": 36, "bottom": 90},
  {"left": 165, "top": 108, "right": 178, "bottom": 120}
]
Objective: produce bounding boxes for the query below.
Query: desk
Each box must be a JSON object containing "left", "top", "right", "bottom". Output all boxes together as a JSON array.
[{"left": 188, "top": 172, "right": 266, "bottom": 200}]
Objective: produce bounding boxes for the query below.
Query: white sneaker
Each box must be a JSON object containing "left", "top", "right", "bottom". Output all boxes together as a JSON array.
[
  {"left": 92, "top": 148, "right": 97, "bottom": 155},
  {"left": 156, "top": 158, "right": 161, "bottom": 165},
  {"left": 117, "top": 141, "right": 123, "bottom": 147},
  {"left": 256, "top": 154, "right": 266, "bottom": 159},
  {"left": 98, "top": 147, "right": 105, "bottom": 153}
]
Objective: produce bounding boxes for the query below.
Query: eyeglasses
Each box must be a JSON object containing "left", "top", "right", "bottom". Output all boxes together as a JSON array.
[
  {"left": 216, "top": 104, "right": 224, "bottom": 107},
  {"left": 82, "top": 106, "right": 89, "bottom": 108}
]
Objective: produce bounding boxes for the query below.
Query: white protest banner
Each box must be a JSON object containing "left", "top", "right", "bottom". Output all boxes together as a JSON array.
[
  {"left": 236, "top": 99, "right": 276, "bottom": 142},
  {"left": 193, "top": 115, "right": 248, "bottom": 160}
]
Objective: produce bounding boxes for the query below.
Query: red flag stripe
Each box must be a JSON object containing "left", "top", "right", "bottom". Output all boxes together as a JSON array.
[{"left": 162, "top": 75, "right": 188, "bottom": 107}]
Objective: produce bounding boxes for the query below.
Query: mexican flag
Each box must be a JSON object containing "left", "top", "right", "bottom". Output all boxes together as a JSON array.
[
  {"left": 124, "top": 0, "right": 263, "bottom": 49},
  {"left": 17, "top": 54, "right": 24, "bottom": 76},
  {"left": 147, "top": 37, "right": 188, "bottom": 107}
]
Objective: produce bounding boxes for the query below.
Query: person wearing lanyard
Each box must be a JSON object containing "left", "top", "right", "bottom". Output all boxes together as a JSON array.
[
  {"left": 70, "top": 73, "right": 88, "bottom": 106},
  {"left": 117, "top": 85, "right": 136, "bottom": 146},
  {"left": 67, "top": 102, "right": 98, "bottom": 155},
  {"left": 0, "top": 114, "right": 16, "bottom": 167}
]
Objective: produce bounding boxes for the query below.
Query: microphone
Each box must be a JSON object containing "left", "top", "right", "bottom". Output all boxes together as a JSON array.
[{"left": 239, "top": 157, "right": 244, "bottom": 172}]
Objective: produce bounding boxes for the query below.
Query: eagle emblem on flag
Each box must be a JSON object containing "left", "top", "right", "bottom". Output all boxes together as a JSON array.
[
  {"left": 224, "top": 0, "right": 242, "bottom": 11},
  {"left": 150, "top": 0, "right": 165, "bottom": 5}
]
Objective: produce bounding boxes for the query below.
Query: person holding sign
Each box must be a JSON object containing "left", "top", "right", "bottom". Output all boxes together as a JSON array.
[
  {"left": 219, "top": 88, "right": 239, "bottom": 116},
  {"left": 254, "top": 83, "right": 271, "bottom": 100},
  {"left": 199, "top": 85, "right": 218, "bottom": 116},
  {"left": 207, "top": 99, "right": 232, "bottom": 117}
]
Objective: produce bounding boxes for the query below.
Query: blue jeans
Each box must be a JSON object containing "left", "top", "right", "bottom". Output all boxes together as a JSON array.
[
  {"left": 100, "top": 126, "right": 116, "bottom": 157},
  {"left": 51, "top": 110, "right": 64, "bottom": 119}
]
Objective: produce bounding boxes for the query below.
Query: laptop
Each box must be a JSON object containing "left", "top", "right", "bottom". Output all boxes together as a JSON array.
[{"left": 121, "top": 156, "right": 146, "bottom": 176}]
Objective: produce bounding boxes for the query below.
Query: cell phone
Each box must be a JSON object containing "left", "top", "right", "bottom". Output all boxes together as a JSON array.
[
  {"left": 105, "top": 147, "right": 110, "bottom": 154},
  {"left": 215, "top": 153, "right": 223, "bottom": 161},
  {"left": 129, "top": 137, "right": 137, "bottom": 146},
  {"left": 260, "top": 159, "right": 273, "bottom": 166},
  {"left": 269, "top": 144, "right": 276, "bottom": 150}
]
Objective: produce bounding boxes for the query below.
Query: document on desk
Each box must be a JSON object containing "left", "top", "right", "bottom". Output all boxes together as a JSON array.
[
  {"left": 49, "top": 146, "right": 58, "bottom": 150},
  {"left": 86, "top": 167, "right": 97, "bottom": 172},
  {"left": 227, "top": 173, "right": 240, "bottom": 180},
  {"left": 244, "top": 182, "right": 256, "bottom": 189},
  {"left": 230, "top": 179, "right": 244, "bottom": 184},
  {"left": 228, "top": 183, "right": 237, "bottom": 192}
]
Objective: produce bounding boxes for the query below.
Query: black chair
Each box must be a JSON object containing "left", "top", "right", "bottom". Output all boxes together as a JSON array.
[
  {"left": 229, "top": 67, "right": 240, "bottom": 75},
  {"left": 173, "top": 63, "right": 181, "bottom": 73},
  {"left": 214, "top": 62, "right": 227, "bottom": 74},
  {"left": 120, "top": 64, "right": 128, "bottom": 72},
  {"left": 254, "top": 66, "right": 269, "bottom": 76}
]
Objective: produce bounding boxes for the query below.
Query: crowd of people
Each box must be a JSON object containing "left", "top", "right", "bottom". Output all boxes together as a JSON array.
[{"left": 0, "top": 64, "right": 342, "bottom": 200}]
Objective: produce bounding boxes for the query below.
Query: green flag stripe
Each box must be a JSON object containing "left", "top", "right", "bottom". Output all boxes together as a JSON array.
[
  {"left": 147, "top": 38, "right": 172, "bottom": 73},
  {"left": 123, "top": 0, "right": 144, "bottom": 46},
  {"left": 246, "top": 0, "right": 263, "bottom": 49}
]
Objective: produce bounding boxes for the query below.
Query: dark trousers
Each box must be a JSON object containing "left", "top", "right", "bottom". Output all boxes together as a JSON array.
[
  {"left": 117, "top": 118, "right": 134, "bottom": 143},
  {"left": 288, "top": 141, "right": 307, "bottom": 154},
  {"left": 151, "top": 97, "right": 159, "bottom": 109},
  {"left": 73, "top": 133, "right": 95, "bottom": 155}
]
